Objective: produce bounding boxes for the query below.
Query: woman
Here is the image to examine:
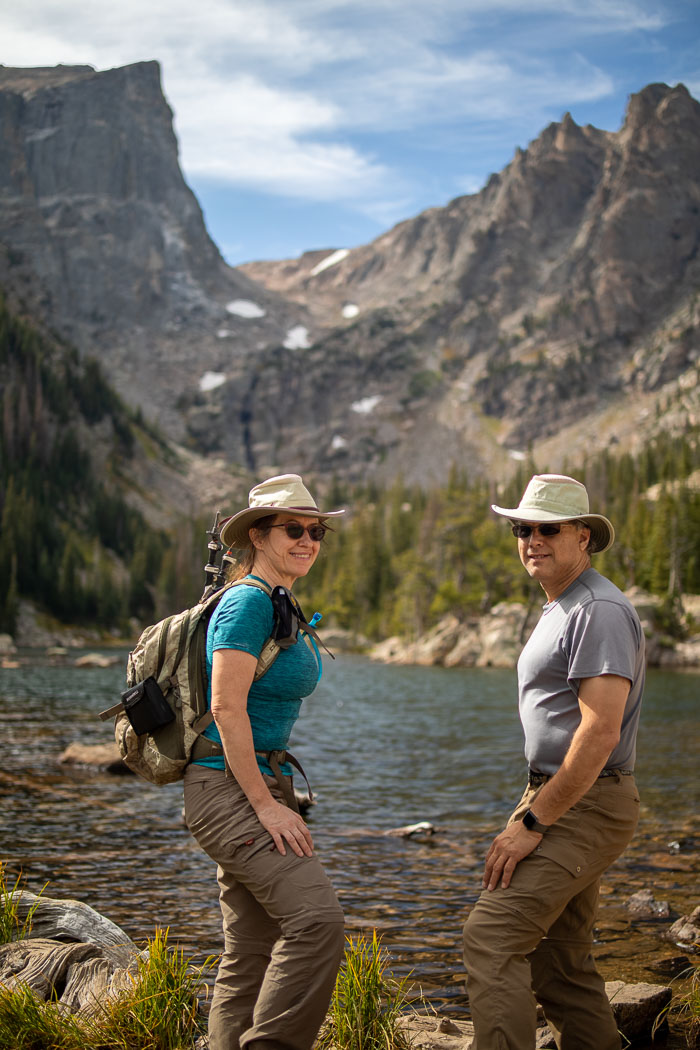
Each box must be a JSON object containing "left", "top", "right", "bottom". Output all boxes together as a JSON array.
[{"left": 184, "top": 474, "right": 345, "bottom": 1050}]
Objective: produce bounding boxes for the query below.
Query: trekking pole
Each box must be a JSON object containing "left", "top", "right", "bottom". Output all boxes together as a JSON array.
[{"left": 202, "top": 511, "right": 227, "bottom": 599}]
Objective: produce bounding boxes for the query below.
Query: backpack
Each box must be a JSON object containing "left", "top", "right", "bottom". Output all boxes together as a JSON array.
[{"left": 99, "top": 578, "right": 286, "bottom": 785}]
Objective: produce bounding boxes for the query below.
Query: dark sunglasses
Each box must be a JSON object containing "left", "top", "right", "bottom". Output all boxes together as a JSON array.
[
  {"left": 511, "top": 522, "right": 577, "bottom": 539},
  {"left": 270, "top": 522, "right": 327, "bottom": 541}
]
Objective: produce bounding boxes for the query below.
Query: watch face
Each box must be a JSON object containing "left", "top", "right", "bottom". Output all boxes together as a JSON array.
[{"left": 523, "top": 810, "right": 545, "bottom": 831}]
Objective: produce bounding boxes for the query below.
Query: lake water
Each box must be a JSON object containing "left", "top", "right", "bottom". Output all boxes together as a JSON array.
[{"left": 0, "top": 651, "right": 698, "bottom": 1042}]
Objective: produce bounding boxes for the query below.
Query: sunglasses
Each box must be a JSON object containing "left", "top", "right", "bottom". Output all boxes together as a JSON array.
[
  {"left": 270, "top": 522, "right": 327, "bottom": 541},
  {"left": 511, "top": 522, "right": 579, "bottom": 539}
]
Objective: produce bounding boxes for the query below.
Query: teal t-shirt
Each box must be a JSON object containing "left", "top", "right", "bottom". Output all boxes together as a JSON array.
[{"left": 194, "top": 576, "right": 321, "bottom": 775}]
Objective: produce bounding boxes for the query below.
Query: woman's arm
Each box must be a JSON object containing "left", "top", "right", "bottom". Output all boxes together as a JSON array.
[{"left": 211, "top": 647, "right": 314, "bottom": 857}]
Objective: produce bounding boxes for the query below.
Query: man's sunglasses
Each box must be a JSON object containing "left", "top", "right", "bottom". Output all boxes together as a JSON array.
[
  {"left": 270, "top": 522, "right": 327, "bottom": 541},
  {"left": 511, "top": 522, "right": 579, "bottom": 539}
]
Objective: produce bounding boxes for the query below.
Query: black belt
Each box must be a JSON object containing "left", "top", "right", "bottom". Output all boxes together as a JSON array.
[{"left": 528, "top": 767, "right": 633, "bottom": 787}]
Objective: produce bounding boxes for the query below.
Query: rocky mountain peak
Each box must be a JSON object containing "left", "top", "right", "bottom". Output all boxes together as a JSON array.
[
  {"left": 1, "top": 68, "right": 697, "bottom": 488},
  {"left": 0, "top": 61, "right": 306, "bottom": 437}
]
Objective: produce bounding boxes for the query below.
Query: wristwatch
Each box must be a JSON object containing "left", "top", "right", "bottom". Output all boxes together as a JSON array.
[{"left": 522, "top": 809, "right": 550, "bottom": 834}]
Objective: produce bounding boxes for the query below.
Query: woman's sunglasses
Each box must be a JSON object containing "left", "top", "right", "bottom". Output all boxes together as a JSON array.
[
  {"left": 270, "top": 522, "right": 327, "bottom": 541},
  {"left": 511, "top": 522, "right": 579, "bottom": 539}
]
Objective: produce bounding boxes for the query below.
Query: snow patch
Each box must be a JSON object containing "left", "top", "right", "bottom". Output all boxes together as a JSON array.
[
  {"left": 331, "top": 435, "right": 348, "bottom": 450},
  {"left": 200, "top": 372, "right": 227, "bottom": 392},
  {"left": 351, "top": 395, "right": 383, "bottom": 415},
  {"left": 284, "top": 325, "right": 310, "bottom": 349},
  {"left": 226, "top": 299, "right": 266, "bottom": 318},
  {"left": 217, "top": 328, "right": 233, "bottom": 338},
  {"left": 310, "top": 249, "right": 349, "bottom": 277},
  {"left": 342, "top": 303, "right": 359, "bottom": 319}
]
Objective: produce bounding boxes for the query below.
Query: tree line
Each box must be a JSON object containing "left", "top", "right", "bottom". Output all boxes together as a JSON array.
[
  {"left": 1, "top": 291, "right": 698, "bottom": 642},
  {"left": 292, "top": 435, "right": 700, "bottom": 641},
  {"left": 0, "top": 294, "right": 167, "bottom": 636}
]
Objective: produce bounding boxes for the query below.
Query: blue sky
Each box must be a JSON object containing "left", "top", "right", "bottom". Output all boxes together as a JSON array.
[{"left": 3, "top": 1, "right": 699, "bottom": 265}]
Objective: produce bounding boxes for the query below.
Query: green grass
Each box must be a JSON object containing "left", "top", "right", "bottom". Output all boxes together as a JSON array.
[
  {"left": 0, "top": 863, "right": 43, "bottom": 944},
  {"left": 95, "top": 927, "right": 214, "bottom": 1049},
  {"left": 653, "top": 957, "right": 700, "bottom": 1048},
  {"left": 0, "top": 927, "right": 215, "bottom": 1050},
  {"left": 318, "top": 930, "right": 417, "bottom": 1050}
]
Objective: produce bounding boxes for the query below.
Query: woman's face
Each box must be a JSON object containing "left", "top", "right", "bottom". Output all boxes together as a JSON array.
[{"left": 251, "top": 512, "right": 323, "bottom": 588}]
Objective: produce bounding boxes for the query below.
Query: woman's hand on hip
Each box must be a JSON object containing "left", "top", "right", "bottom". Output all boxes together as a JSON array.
[{"left": 256, "top": 799, "right": 314, "bottom": 857}]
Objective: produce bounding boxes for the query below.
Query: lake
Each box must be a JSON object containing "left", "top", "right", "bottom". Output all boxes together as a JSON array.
[{"left": 0, "top": 651, "right": 698, "bottom": 1040}]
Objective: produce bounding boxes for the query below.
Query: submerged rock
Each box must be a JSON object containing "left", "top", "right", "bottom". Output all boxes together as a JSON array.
[{"left": 59, "top": 741, "right": 130, "bottom": 775}]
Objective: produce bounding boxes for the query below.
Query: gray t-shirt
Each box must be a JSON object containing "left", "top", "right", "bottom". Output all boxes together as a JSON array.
[{"left": 517, "top": 568, "right": 645, "bottom": 775}]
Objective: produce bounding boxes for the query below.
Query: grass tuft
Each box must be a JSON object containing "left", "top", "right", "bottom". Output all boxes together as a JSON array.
[
  {"left": 0, "top": 863, "right": 43, "bottom": 945},
  {"left": 653, "top": 956, "right": 700, "bottom": 1048},
  {"left": 95, "top": 926, "right": 214, "bottom": 1049},
  {"left": 0, "top": 926, "right": 215, "bottom": 1050},
  {"left": 0, "top": 983, "right": 89, "bottom": 1050},
  {"left": 318, "top": 930, "right": 417, "bottom": 1050}
]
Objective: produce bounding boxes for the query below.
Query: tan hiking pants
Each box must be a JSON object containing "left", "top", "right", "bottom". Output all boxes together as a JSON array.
[
  {"left": 462, "top": 773, "right": 640, "bottom": 1050},
  {"left": 184, "top": 765, "right": 345, "bottom": 1050}
]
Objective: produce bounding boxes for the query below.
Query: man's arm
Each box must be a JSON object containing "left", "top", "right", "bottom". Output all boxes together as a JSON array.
[{"left": 481, "top": 673, "right": 630, "bottom": 890}]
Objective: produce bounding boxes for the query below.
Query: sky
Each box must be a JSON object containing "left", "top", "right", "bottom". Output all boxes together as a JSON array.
[{"left": 3, "top": 1, "right": 700, "bottom": 266}]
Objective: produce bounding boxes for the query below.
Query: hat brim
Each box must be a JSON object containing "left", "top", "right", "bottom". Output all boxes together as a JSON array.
[
  {"left": 491, "top": 505, "right": 615, "bottom": 554},
  {"left": 220, "top": 505, "right": 344, "bottom": 550}
]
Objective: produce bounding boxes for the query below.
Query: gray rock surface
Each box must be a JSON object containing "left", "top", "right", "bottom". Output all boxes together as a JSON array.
[{"left": 1, "top": 70, "right": 698, "bottom": 485}]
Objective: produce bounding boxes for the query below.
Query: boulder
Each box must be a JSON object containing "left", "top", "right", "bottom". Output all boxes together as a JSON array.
[
  {"left": 605, "top": 981, "right": 673, "bottom": 1041},
  {"left": 625, "top": 888, "right": 671, "bottom": 918},
  {"left": 74, "top": 652, "right": 119, "bottom": 668},
  {"left": 399, "top": 981, "right": 673, "bottom": 1049},
  {"left": 665, "top": 905, "right": 700, "bottom": 951},
  {"left": 58, "top": 742, "right": 131, "bottom": 775},
  {"left": 0, "top": 633, "right": 17, "bottom": 655}
]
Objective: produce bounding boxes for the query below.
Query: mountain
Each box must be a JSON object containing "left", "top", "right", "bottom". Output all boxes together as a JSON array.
[
  {"left": 1, "top": 67, "right": 698, "bottom": 489},
  {"left": 237, "top": 83, "right": 700, "bottom": 483},
  {"left": 0, "top": 62, "right": 309, "bottom": 444}
]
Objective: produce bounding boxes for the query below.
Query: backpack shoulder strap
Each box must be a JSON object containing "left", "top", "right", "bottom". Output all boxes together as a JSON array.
[{"left": 203, "top": 576, "right": 280, "bottom": 688}]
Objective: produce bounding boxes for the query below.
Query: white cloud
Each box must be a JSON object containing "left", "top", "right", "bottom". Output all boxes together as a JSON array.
[{"left": 0, "top": 0, "right": 687, "bottom": 217}]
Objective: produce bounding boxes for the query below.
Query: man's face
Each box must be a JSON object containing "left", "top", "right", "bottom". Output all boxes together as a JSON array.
[{"left": 514, "top": 521, "right": 592, "bottom": 601}]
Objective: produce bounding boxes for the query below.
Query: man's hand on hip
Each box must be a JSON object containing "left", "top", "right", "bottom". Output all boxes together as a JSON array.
[{"left": 482, "top": 821, "right": 542, "bottom": 890}]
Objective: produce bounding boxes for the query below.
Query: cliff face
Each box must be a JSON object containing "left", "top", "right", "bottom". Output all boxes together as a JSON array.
[
  {"left": 233, "top": 83, "right": 699, "bottom": 479},
  {"left": 0, "top": 68, "right": 697, "bottom": 486},
  {"left": 0, "top": 62, "right": 304, "bottom": 437}
]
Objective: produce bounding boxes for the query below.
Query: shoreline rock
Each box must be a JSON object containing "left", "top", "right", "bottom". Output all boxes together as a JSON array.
[{"left": 369, "top": 591, "right": 700, "bottom": 670}]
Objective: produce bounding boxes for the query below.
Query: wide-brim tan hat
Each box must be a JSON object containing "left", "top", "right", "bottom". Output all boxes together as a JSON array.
[
  {"left": 491, "top": 473, "right": 614, "bottom": 554},
  {"left": 220, "top": 473, "right": 345, "bottom": 549}
]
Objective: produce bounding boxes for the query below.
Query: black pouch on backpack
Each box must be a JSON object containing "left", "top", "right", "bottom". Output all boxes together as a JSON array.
[{"left": 121, "top": 677, "right": 175, "bottom": 735}]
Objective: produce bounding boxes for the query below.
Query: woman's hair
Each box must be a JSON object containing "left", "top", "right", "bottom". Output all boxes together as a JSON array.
[{"left": 225, "top": 513, "right": 277, "bottom": 581}]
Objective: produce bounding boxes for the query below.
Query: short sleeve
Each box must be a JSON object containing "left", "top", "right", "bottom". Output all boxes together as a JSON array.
[
  {"left": 211, "top": 585, "right": 274, "bottom": 659},
  {"left": 565, "top": 600, "right": 641, "bottom": 685}
]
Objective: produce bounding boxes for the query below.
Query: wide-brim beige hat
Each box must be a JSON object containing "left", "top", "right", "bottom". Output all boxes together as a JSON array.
[
  {"left": 491, "top": 473, "right": 614, "bottom": 554},
  {"left": 220, "top": 473, "right": 345, "bottom": 549}
]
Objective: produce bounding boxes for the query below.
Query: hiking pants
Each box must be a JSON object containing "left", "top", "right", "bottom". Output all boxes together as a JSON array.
[
  {"left": 184, "top": 765, "right": 345, "bottom": 1050},
  {"left": 462, "top": 773, "right": 640, "bottom": 1050}
]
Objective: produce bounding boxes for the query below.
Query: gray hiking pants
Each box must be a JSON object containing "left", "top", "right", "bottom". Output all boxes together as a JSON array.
[{"left": 184, "top": 765, "right": 345, "bottom": 1050}]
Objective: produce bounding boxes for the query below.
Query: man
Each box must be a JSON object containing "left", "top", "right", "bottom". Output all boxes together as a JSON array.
[{"left": 462, "top": 474, "right": 645, "bottom": 1050}]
